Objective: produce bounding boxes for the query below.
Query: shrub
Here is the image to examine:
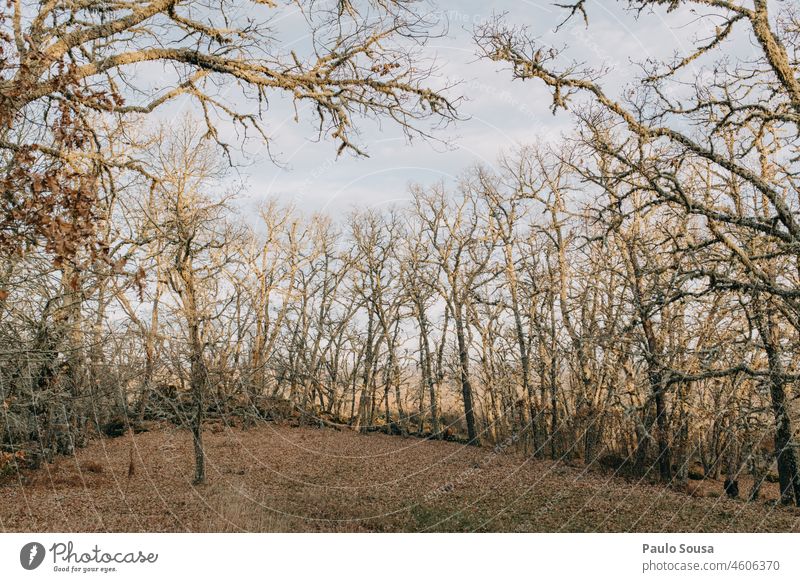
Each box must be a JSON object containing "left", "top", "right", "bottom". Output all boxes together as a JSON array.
[
  {"left": 0, "top": 450, "right": 25, "bottom": 478},
  {"left": 688, "top": 465, "right": 705, "bottom": 481}
]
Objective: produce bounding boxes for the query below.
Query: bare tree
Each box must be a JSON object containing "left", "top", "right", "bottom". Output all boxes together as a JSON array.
[
  {"left": 1, "top": 0, "right": 458, "bottom": 260},
  {"left": 477, "top": 0, "right": 800, "bottom": 504},
  {"left": 413, "top": 181, "right": 499, "bottom": 444},
  {"left": 143, "top": 121, "right": 239, "bottom": 484}
]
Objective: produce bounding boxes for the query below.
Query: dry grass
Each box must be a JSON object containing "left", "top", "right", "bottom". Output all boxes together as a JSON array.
[
  {"left": 79, "top": 460, "right": 104, "bottom": 474},
  {"left": 1, "top": 423, "right": 799, "bottom": 532}
]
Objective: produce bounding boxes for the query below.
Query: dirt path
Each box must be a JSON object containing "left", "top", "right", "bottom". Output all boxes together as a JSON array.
[{"left": 2, "top": 423, "right": 799, "bottom": 532}]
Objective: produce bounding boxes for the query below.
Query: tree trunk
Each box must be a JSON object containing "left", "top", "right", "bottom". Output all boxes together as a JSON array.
[
  {"left": 756, "top": 303, "right": 800, "bottom": 506},
  {"left": 189, "top": 316, "right": 206, "bottom": 485},
  {"left": 454, "top": 302, "right": 479, "bottom": 445}
]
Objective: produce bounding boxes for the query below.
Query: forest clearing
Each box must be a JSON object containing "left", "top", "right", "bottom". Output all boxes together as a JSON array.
[
  {"left": 2, "top": 0, "right": 800, "bottom": 547},
  {"left": 2, "top": 422, "right": 799, "bottom": 533}
]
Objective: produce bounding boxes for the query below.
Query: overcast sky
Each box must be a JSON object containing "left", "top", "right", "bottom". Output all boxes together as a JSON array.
[{"left": 153, "top": 0, "right": 744, "bottom": 218}]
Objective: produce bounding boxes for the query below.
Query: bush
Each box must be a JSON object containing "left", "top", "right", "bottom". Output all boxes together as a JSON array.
[
  {"left": 688, "top": 465, "right": 705, "bottom": 481},
  {"left": 102, "top": 418, "right": 128, "bottom": 438},
  {"left": 598, "top": 453, "right": 628, "bottom": 471},
  {"left": 0, "top": 450, "right": 25, "bottom": 478}
]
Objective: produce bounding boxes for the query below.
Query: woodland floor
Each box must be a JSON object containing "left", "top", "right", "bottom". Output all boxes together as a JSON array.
[{"left": 2, "top": 422, "right": 799, "bottom": 532}]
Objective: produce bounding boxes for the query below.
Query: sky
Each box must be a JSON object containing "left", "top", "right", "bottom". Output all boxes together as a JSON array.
[{"left": 145, "top": 0, "right": 748, "bottom": 218}]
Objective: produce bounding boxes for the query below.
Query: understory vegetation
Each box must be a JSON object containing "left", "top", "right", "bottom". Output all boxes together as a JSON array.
[{"left": 1, "top": 0, "right": 800, "bottom": 526}]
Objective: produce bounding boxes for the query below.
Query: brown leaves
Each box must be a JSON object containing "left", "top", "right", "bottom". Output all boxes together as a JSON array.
[
  {"left": 1, "top": 145, "right": 100, "bottom": 266},
  {"left": 2, "top": 424, "right": 798, "bottom": 532},
  {"left": 0, "top": 450, "right": 25, "bottom": 477},
  {"left": 1, "top": 25, "right": 121, "bottom": 265}
]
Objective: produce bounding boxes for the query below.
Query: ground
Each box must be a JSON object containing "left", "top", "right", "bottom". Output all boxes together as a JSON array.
[{"left": 2, "top": 423, "right": 799, "bottom": 532}]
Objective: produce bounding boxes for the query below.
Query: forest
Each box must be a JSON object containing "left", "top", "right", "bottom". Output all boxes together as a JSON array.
[{"left": 1, "top": 0, "right": 800, "bottom": 531}]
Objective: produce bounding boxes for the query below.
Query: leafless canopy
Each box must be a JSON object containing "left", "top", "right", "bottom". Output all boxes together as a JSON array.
[{"left": 0, "top": 0, "right": 458, "bottom": 259}]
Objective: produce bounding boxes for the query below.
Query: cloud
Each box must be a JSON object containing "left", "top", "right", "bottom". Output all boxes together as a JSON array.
[{"left": 151, "top": 0, "right": 705, "bottom": 216}]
